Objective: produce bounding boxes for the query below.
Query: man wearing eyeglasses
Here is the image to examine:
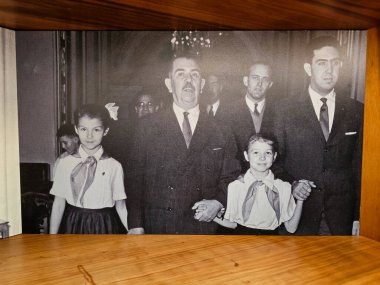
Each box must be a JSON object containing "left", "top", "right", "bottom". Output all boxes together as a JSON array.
[
  {"left": 225, "top": 61, "right": 277, "bottom": 172},
  {"left": 134, "top": 93, "right": 159, "bottom": 119}
]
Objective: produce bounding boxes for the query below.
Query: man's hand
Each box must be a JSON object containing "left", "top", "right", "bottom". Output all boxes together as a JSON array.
[
  {"left": 292, "top": 179, "right": 316, "bottom": 201},
  {"left": 192, "top": 199, "right": 223, "bottom": 222},
  {"left": 352, "top": 221, "right": 360, "bottom": 236},
  {"left": 128, "top": 227, "right": 145, "bottom": 235}
]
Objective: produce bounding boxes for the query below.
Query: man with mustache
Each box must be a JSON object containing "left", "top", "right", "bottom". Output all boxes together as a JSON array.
[
  {"left": 127, "top": 53, "right": 240, "bottom": 234},
  {"left": 273, "top": 36, "right": 363, "bottom": 235},
  {"left": 225, "top": 61, "right": 277, "bottom": 172}
]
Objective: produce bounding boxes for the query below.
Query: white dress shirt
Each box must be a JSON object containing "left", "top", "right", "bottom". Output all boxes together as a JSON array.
[
  {"left": 173, "top": 102, "right": 200, "bottom": 134},
  {"left": 245, "top": 96, "right": 265, "bottom": 114},
  {"left": 308, "top": 86, "right": 336, "bottom": 132},
  {"left": 207, "top": 100, "right": 220, "bottom": 116}
]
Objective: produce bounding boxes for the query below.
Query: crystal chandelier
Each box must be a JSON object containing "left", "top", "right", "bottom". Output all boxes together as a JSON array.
[{"left": 170, "top": 31, "right": 224, "bottom": 56}]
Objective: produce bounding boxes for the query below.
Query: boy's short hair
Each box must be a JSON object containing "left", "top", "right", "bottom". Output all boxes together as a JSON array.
[
  {"left": 56, "top": 123, "right": 78, "bottom": 138},
  {"left": 246, "top": 133, "right": 278, "bottom": 153}
]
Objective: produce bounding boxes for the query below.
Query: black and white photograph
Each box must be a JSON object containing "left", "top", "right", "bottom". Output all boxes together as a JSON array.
[{"left": 16, "top": 30, "right": 367, "bottom": 235}]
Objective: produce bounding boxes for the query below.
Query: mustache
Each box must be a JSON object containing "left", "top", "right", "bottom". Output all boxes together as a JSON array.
[{"left": 183, "top": 82, "right": 195, "bottom": 91}]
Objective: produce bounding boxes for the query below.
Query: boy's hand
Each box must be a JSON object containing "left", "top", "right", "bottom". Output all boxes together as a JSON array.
[{"left": 292, "top": 179, "right": 315, "bottom": 201}]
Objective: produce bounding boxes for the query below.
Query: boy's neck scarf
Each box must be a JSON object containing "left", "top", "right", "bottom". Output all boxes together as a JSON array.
[
  {"left": 70, "top": 149, "right": 109, "bottom": 207},
  {"left": 239, "top": 176, "right": 280, "bottom": 223}
]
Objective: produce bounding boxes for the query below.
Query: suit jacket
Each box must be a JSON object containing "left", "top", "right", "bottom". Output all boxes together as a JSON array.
[
  {"left": 224, "top": 97, "right": 277, "bottom": 172},
  {"left": 126, "top": 107, "right": 240, "bottom": 234},
  {"left": 273, "top": 91, "right": 363, "bottom": 235}
]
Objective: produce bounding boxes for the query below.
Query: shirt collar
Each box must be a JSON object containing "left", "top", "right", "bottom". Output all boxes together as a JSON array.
[
  {"left": 78, "top": 145, "right": 104, "bottom": 162},
  {"left": 308, "top": 85, "right": 336, "bottom": 104},
  {"left": 243, "top": 169, "right": 275, "bottom": 190},
  {"left": 245, "top": 96, "right": 265, "bottom": 113},
  {"left": 173, "top": 102, "right": 200, "bottom": 117},
  {"left": 208, "top": 100, "right": 220, "bottom": 112}
]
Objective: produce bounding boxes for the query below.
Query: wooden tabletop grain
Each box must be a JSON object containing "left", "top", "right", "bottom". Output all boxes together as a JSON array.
[{"left": 1, "top": 235, "right": 380, "bottom": 284}]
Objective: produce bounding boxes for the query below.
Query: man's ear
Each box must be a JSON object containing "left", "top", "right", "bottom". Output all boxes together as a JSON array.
[
  {"left": 244, "top": 151, "right": 249, "bottom": 162},
  {"left": 103, "top": 127, "right": 109, "bottom": 136},
  {"left": 164, "top": 78, "right": 172, "bottom": 93},
  {"left": 304, "top": 63, "right": 312, "bottom": 77},
  {"left": 268, "top": 80, "right": 273, "bottom": 89},
  {"left": 243, "top": 76, "right": 248, "bottom": 87},
  {"left": 273, "top": 152, "right": 278, "bottom": 162},
  {"left": 74, "top": 126, "right": 79, "bottom": 135},
  {"left": 200, "top": 78, "right": 206, "bottom": 93}
]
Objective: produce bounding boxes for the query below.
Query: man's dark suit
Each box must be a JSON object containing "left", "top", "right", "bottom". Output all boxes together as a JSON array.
[
  {"left": 126, "top": 107, "right": 240, "bottom": 234},
  {"left": 224, "top": 97, "right": 277, "bottom": 172},
  {"left": 273, "top": 92, "right": 363, "bottom": 235}
]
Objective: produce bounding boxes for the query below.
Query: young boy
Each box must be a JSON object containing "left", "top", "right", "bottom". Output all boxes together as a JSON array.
[
  {"left": 52, "top": 123, "right": 80, "bottom": 179},
  {"left": 214, "top": 134, "right": 309, "bottom": 235}
]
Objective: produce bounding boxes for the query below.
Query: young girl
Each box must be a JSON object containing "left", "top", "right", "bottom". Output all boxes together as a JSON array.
[
  {"left": 49, "top": 104, "right": 129, "bottom": 234},
  {"left": 213, "top": 134, "right": 310, "bottom": 235}
]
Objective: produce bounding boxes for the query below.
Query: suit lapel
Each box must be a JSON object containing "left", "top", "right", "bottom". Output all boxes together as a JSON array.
[
  {"left": 327, "top": 93, "right": 346, "bottom": 145},
  {"left": 187, "top": 112, "right": 210, "bottom": 163},
  {"left": 240, "top": 100, "right": 256, "bottom": 133},
  {"left": 162, "top": 109, "right": 188, "bottom": 154},
  {"left": 297, "top": 92, "right": 327, "bottom": 144}
]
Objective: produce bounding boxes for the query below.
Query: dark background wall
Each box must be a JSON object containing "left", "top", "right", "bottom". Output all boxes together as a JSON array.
[{"left": 16, "top": 30, "right": 367, "bottom": 177}]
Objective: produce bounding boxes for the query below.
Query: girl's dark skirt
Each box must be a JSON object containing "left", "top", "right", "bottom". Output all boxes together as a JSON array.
[
  {"left": 234, "top": 224, "right": 279, "bottom": 235},
  {"left": 59, "top": 203, "right": 126, "bottom": 234}
]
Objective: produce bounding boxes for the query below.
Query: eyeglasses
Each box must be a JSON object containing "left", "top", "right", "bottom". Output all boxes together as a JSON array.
[{"left": 136, "top": 102, "right": 155, "bottom": 109}]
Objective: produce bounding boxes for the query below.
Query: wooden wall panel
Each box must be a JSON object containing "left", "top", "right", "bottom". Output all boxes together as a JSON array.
[
  {"left": 0, "top": 0, "right": 379, "bottom": 30},
  {"left": 361, "top": 27, "right": 380, "bottom": 241}
]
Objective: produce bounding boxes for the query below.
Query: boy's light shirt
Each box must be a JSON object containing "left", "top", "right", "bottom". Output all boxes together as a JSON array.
[{"left": 224, "top": 170, "right": 296, "bottom": 230}]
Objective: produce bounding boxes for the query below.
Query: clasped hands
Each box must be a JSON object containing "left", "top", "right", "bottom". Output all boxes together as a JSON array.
[
  {"left": 292, "top": 179, "right": 316, "bottom": 201},
  {"left": 192, "top": 199, "right": 223, "bottom": 222}
]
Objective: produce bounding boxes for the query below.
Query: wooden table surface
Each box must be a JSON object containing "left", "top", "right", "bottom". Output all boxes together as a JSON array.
[{"left": 1, "top": 235, "right": 380, "bottom": 284}]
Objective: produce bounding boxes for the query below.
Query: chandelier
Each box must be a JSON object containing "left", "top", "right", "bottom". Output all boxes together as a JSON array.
[{"left": 170, "top": 31, "right": 224, "bottom": 56}]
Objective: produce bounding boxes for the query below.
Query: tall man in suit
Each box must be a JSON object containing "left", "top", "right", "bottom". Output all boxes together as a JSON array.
[
  {"left": 127, "top": 53, "right": 240, "bottom": 234},
  {"left": 273, "top": 36, "right": 363, "bottom": 235},
  {"left": 226, "top": 61, "right": 276, "bottom": 172}
]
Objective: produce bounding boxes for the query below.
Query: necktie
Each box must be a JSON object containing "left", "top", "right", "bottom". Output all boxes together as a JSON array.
[
  {"left": 241, "top": 180, "right": 280, "bottom": 223},
  {"left": 208, "top": 105, "right": 214, "bottom": 117},
  {"left": 183, "top": 111, "right": 192, "bottom": 148},
  {"left": 70, "top": 156, "right": 97, "bottom": 207},
  {"left": 320, "top": 98, "right": 329, "bottom": 141},
  {"left": 254, "top": 103, "right": 260, "bottom": 116}
]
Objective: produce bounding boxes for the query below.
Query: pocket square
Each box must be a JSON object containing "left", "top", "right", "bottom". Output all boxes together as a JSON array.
[
  {"left": 345, "top": 131, "right": 357, "bottom": 135},
  {"left": 213, "top": 147, "right": 223, "bottom": 151}
]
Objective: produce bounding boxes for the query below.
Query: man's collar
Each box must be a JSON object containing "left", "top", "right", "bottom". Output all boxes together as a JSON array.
[
  {"left": 208, "top": 100, "right": 220, "bottom": 111},
  {"left": 308, "top": 85, "right": 336, "bottom": 102},
  {"left": 245, "top": 96, "right": 265, "bottom": 113},
  {"left": 173, "top": 102, "right": 200, "bottom": 116}
]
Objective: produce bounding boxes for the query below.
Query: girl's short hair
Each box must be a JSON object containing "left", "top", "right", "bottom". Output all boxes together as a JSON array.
[
  {"left": 74, "top": 104, "right": 111, "bottom": 129},
  {"left": 246, "top": 133, "right": 278, "bottom": 153}
]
